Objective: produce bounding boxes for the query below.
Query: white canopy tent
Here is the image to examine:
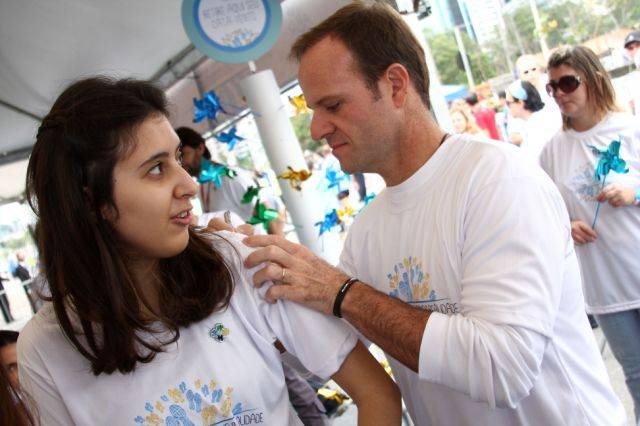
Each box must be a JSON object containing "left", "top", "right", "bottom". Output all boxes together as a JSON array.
[{"left": 0, "top": 0, "right": 350, "bottom": 204}]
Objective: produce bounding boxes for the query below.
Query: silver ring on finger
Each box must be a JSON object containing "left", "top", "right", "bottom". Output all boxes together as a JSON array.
[{"left": 281, "top": 267, "right": 287, "bottom": 282}]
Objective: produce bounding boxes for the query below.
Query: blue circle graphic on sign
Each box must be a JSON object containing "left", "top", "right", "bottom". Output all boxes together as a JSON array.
[{"left": 181, "top": 0, "right": 282, "bottom": 64}]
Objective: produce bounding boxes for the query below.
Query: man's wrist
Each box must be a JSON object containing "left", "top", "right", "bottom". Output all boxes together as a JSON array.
[{"left": 333, "top": 277, "right": 359, "bottom": 318}]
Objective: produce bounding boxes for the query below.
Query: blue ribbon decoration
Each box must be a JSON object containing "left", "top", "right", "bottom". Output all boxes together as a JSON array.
[
  {"left": 315, "top": 210, "right": 341, "bottom": 236},
  {"left": 363, "top": 193, "right": 376, "bottom": 205},
  {"left": 215, "top": 126, "right": 245, "bottom": 151},
  {"left": 198, "top": 158, "right": 237, "bottom": 187},
  {"left": 590, "top": 138, "right": 629, "bottom": 229},
  {"left": 324, "top": 167, "right": 350, "bottom": 192},
  {"left": 193, "top": 91, "right": 228, "bottom": 123}
]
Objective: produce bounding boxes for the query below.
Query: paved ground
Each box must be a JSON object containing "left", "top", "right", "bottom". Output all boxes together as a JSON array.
[{"left": 1, "top": 281, "right": 634, "bottom": 425}]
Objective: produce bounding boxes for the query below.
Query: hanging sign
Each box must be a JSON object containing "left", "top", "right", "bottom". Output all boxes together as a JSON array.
[{"left": 181, "top": 0, "right": 283, "bottom": 63}]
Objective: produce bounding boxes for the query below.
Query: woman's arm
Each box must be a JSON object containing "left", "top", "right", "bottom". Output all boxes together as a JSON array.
[{"left": 331, "top": 341, "right": 402, "bottom": 425}]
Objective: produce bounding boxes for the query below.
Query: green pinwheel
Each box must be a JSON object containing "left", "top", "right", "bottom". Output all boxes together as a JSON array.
[
  {"left": 247, "top": 201, "right": 279, "bottom": 232},
  {"left": 241, "top": 186, "right": 261, "bottom": 204}
]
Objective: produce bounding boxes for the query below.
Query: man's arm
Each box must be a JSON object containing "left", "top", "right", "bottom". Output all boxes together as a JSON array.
[
  {"left": 340, "top": 281, "right": 429, "bottom": 372},
  {"left": 243, "top": 235, "right": 428, "bottom": 371}
]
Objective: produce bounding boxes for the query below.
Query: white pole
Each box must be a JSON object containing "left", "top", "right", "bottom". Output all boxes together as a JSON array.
[
  {"left": 240, "top": 70, "right": 326, "bottom": 257},
  {"left": 528, "top": 0, "right": 549, "bottom": 57},
  {"left": 402, "top": 12, "right": 453, "bottom": 132}
]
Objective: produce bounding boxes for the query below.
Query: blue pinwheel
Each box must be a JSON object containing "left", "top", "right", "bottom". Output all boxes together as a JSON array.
[
  {"left": 193, "top": 91, "right": 228, "bottom": 123},
  {"left": 363, "top": 192, "right": 376, "bottom": 205},
  {"left": 215, "top": 126, "right": 245, "bottom": 151},
  {"left": 315, "top": 209, "right": 341, "bottom": 236},
  {"left": 324, "top": 167, "right": 350, "bottom": 191},
  {"left": 590, "top": 138, "right": 629, "bottom": 229},
  {"left": 198, "top": 159, "right": 237, "bottom": 188}
]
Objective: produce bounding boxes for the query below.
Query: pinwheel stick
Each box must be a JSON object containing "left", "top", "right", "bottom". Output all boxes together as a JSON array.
[{"left": 592, "top": 175, "right": 607, "bottom": 230}]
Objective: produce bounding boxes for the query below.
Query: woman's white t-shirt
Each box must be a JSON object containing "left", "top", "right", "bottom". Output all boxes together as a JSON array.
[
  {"left": 540, "top": 112, "right": 640, "bottom": 314},
  {"left": 17, "top": 232, "right": 357, "bottom": 425}
]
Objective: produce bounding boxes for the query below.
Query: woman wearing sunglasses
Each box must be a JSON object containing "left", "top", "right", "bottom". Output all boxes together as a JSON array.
[
  {"left": 540, "top": 45, "right": 640, "bottom": 423},
  {"left": 16, "top": 77, "right": 402, "bottom": 425}
]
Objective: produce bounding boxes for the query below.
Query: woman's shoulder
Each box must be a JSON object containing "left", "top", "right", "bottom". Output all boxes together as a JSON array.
[{"left": 17, "top": 303, "right": 67, "bottom": 365}]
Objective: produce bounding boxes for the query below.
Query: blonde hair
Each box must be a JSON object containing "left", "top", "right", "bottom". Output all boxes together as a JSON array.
[
  {"left": 449, "top": 106, "right": 482, "bottom": 135},
  {"left": 547, "top": 45, "right": 620, "bottom": 130}
]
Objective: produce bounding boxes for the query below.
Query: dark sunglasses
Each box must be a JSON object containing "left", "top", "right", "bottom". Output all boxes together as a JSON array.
[{"left": 546, "top": 75, "right": 582, "bottom": 96}]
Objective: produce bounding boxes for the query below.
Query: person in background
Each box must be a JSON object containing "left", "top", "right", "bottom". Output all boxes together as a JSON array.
[
  {"left": 506, "top": 79, "right": 561, "bottom": 163},
  {"left": 0, "top": 275, "right": 13, "bottom": 324},
  {"left": 0, "top": 358, "right": 35, "bottom": 426},
  {"left": 623, "top": 30, "right": 640, "bottom": 116},
  {"left": 449, "top": 105, "right": 486, "bottom": 137},
  {"left": 495, "top": 90, "right": 511, "bottom": 142},
  {"left": 541, "top": 45, "right": 640, "bottom": 424},
  {"left": 465, "top": 93, "right": 500, "bottom": 140},
  {"left": 516, "top": 54, "right": 562, "bottom": 128},
  {"left": 0, "top": 330, "right": 19, "bottom": 391},
  {"left": 17, "top": 76, "right": 401, "bottom": 425},
  {"left": 176, "top": 127, "right": 255, "bottom": 221},
  {"left": 11, "top": 251, "right": 39, "bottom": 314}
]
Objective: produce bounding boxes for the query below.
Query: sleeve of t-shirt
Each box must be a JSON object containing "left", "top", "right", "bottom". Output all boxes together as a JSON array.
[
  {"left": 17, "top": 313, "right": 74, "bottom": 425},
  {"left": 539, "top": 135, "right": 557, "bottom": 180},
  {"left": 337, "top": 230, "right": 357, "bottom": 277},
  {"left": 419, "top": 174, "right": 570, "bottom": 409},
  {"left": 214, "top": 231, "right": 357, "bottom": 380}
]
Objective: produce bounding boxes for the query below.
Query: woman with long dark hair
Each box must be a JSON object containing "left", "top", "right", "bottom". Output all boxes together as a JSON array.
[
  {"left": 17, "top": 77, "right": 401, "bottom": 425},
  {"left": 541, "top": 45, "right": 640, "bottom": 423}
]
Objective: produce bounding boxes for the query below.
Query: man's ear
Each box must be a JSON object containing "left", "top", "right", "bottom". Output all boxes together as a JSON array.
[
  {"left": 385, "top": 63, "right": 410, "bottom": 107},
  {"left": 197, "top": 143, "right": 206, "bottom": 156}
]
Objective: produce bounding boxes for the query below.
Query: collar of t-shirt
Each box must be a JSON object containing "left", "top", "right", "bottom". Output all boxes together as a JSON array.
[{"left": 385, "top": 134, "right": 462, "bottom": 210}]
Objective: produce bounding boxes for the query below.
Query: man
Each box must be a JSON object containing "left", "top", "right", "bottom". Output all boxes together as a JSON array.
[
  {"left": 240, "top": 3, "right": 624, "bottom": 424},
  {"left": 0, "top": 330, "right": 19, "bottom": 391},
  {"left": 624, "top": 30, "right": 640, "bottom": 116},
  {"left": 464, "top": 93, "right": 499, "bottom": 140},
  {"left": 515, "top": 53, "right": 561, "bottom": 133},
  {"left": 176, "top": 127, "right": 255, "bottom": 220}
]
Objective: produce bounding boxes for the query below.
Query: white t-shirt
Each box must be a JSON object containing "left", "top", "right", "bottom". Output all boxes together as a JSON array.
[
  {"left": 18, "top": 232, "right": 357, "bottom": 426},
  {"left": 540, "top": 112, "right": 640, "bottom": 314},
  {"left": 339, "top": 134, "right": 624, "bottom": 425},
  {"left": 519, "top": 107, "right": 562, "bottom": 164},
  {"left": 199, "top": 168, "right": 256, "bottom": 221}
]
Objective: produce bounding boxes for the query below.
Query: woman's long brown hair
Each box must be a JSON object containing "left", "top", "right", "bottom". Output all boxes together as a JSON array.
[{"left": 25, "top": 77, "right": 234, "bottom": 375}]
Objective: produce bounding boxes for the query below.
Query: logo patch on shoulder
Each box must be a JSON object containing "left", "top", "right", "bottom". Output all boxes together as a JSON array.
[{"left": 209, "top": 323, "right": 229, "bottom": 342}]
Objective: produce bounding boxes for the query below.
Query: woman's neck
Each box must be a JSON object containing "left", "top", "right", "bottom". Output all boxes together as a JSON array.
[
  {"left": 570, "top": 109, "right": 604, "bottom": 132},
  {"left": 128, "top": 256, "right": 161, "bottom": 317}
]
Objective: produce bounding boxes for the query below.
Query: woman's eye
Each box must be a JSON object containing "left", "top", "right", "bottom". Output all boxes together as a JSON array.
[{"left": 149, "top": 163, "right": 162, "bottom": 175}]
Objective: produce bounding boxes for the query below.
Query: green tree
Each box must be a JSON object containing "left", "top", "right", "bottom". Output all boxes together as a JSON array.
[{"left": 425, "top": 29, "right": 498, "bottom": 86}]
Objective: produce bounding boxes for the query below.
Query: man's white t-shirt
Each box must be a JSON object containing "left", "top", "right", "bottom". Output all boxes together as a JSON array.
[
  {"left": 199, "top": 168, "right": 256, "bottom": 220},
  {"left": 540, "top": 112, "right": 640, "bottom": 314},
  {"left": 18, "top": 232, "right": 357, "bottom": 426},
  {"left": 339, "top": 135, "right": 624, "bottom": 425}
]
